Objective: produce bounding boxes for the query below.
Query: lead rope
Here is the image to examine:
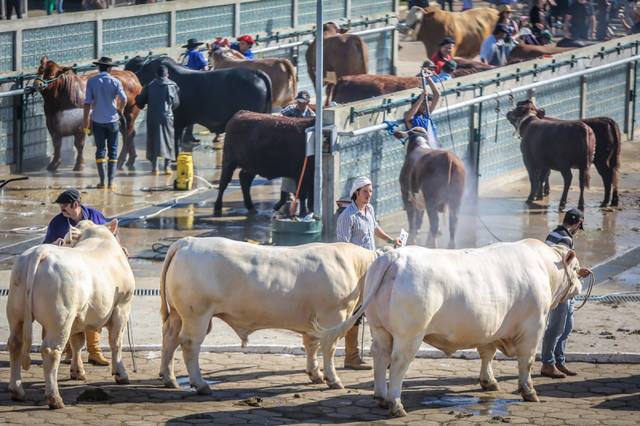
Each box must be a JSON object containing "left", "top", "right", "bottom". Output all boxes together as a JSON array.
[{"left": 574, "top": 270, "right": 595, "bottom": 311}]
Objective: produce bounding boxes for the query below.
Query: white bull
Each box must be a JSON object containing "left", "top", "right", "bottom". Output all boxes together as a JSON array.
[
  {"left": 320, "top": 239, "right": 583, "bottom": 417},
  {"left": 159, "top": 237, "right": 376, "bottom": 393},
  {"left": 7, "top": 220, "right": 135, "bottom": 409}
]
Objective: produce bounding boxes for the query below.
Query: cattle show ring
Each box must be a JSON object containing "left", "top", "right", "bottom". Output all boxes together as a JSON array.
[{"left": 1, "top": 0, "right": 640, "bottom": 424}]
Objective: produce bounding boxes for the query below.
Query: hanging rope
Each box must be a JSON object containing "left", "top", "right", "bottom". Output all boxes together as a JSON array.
[
  {"left": 437, "top": 80, "right": 458, "bottom": 156},
  {"left": 575, "top": 271, "right": 595, "bottom": 311}
]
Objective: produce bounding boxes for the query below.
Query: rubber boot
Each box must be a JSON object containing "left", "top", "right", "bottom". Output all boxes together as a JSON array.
[
  {"left": 96, "top": 159, "right": 106, "bottom": 188},
  {"left": 86, "top": 330, "right": 109, "bottom": 366},
  {"left": 344, "top": 325, "right": 371, "bottom": 370},
  {"left": 107, "top": 160, "right": 117, "bottom": 189}
]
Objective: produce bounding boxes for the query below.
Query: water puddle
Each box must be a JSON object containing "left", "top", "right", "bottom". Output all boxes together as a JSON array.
[
  {"left": 176, "top": 375, "right": 220, "bottom": 391},
  {"left": 421, "top": 394, "right": 519, "bottom": 416}
]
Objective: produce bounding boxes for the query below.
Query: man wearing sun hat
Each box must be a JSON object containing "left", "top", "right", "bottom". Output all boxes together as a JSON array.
[
  {"left": 181, "top": 38, "right": 208, "bottom": 71},
  {"left": 336, "top": 176, "right": 401, "bottom": 370},
  {"left": 232, "top": 35, "right": 256, "bottom": 60},
  {"left": 83, "top": 56, "right": 127, "bottom": 190}
]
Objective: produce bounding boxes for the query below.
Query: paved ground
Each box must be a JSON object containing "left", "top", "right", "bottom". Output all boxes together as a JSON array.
[{"left": 0, "top": 352, "right": 638, "bottom": 425}]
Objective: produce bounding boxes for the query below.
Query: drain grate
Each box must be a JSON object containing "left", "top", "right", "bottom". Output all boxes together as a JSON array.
[{"left": 0, "top": 288, "right": 161, "bottom": 297}]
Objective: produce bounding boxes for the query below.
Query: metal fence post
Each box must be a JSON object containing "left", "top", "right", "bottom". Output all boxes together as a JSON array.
[
  {"left": 15, "top": 30, "right": 22, "bottom": 72},
  {"left": 469, "top": 103, "right": 480, "bottom": 206},
  {"left": 632, "top": 60, "right": 638, "bottom": 141},
  {"left": 579, "top": 75, "right": 587, "bottom": 119},
  {"left": 292, "top": 0, "right": 298, "bottom": 28},
  {"left": 234, "top": 2, "right": 241, "bottom": 37},
  {"left": 14, "top": 77, "right": 24, "bottom": 173},
  {"left": 96, "top": 19, "right": 104, "bottom": 60},
  {"left": 169, "top": 10, "right": 177, "bottom": 48},
  {"left": 625, "top": 62, "right": 634, "bottom": 137}
]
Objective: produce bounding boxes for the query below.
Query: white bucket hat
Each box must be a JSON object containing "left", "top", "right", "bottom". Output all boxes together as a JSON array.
[{"left": 350, "top": 176, "right": 372, "bottom": 198}]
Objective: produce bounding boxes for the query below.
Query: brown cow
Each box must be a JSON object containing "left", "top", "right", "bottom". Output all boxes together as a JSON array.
[
  {"left": 305, "top": 24, "right": 368, "bottom": 99},
  {"left": 523, "top": 100, "right": 621, "bottom": 207},
  {"left": 330, "top": 60, "right": 493, "bottom": 104},
  {"left": 214, "top": 111, "right": 315, "bottom": 216},
  {"left": 506, "top": 102, "right": 595, "bottom": 211},
  {"left": 393, "top": 127, "right": 465, "bottom": 248},
  {"left": 508, "top": 43, "right": 574, "bottom": 63},
  {"left": 36, "top": 59, "right": 142, "bottom": 172},
  {"left": 404, "top": 6, "right": 499, "bottom": 58},
  {"left": 209, "top": 45, "right": 297, "bottom": 108}
]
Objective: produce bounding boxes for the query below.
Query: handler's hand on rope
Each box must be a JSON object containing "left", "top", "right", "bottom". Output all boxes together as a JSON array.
[{"left": 578, "top": 268, "right": 592, "bottom": 278}]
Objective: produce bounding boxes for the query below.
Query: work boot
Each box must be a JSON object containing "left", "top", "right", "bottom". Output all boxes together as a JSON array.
[
  {"left": 344, "top": 325, "right": 372, "bottom": 370},
  {"left": 540, "top": 363, "right": 566, "bottom": 379},
  {"left": 555, "top": 363, "right": 577, "bottom": 376},
  {"left": 86, "top": 330, "right": 109, "bottom": 366}
]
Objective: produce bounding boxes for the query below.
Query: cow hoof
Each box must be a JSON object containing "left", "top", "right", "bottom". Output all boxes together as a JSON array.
[
  {"left": 389, "top": 403, "right": 407, "bottom": 417},
  {"left": 247, "top": 208, "right": 258, "bottom": 216},
  {"left": 73, "top": 163, "right": 85, "bottom": 172},
  {"left": 521, "top": 390, "right": 540, "bottom": 402},
  {"left": 308, "top": 374, "right": 324, "bottom": 385},
  {"left": 9, "top": 388, "right": 25, "bottom": 401},
  {"left": 114, "top": 374, "right": 130, "bottom": 385},
  {"left": 195, "top": 384, "right": 212, "bottom": 395},
  {"left": 213, "top": 208, "right": 222, "bottom": 217},
  {"left": 480, "top": 380, "right": 500, "bottom": 391},
  {"left": 326, "top": 380, "right": 344, "bottom": 389},
  {"left": 48, "top": 395, "right": 65, "bottom": 409},
  {"left": 70, "top": 370, "right": 86, "bottom": 381},
  {"left": 577, "top": 205, "right": 584, "bottom": 211},
  {"left": 163, "top": 376, "right": 179, "bottom": 389},
  {"left": 374, "top": 396, "right": 388, "bottom": 409},
  {"left": 46, "top": 160, "right": 61, "bottom": 172}
]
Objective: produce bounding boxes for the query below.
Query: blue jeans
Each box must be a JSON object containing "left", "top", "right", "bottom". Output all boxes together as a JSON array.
[
  {"left": 93, "top": 121, "right": 119, "bottom": 161},
  {"left": 541, "top": 298, "right": 575, "bottom": 365}
]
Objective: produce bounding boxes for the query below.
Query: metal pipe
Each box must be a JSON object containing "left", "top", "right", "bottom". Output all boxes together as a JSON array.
[
  {"left": 0, "top": 88, "right": 25, "bottom": 98},
  {"left": 339, "top": 54, "right": 640, "bottom": 137},
  {"left": 314, "top": 0, "right": 323, "bottom": 219}
]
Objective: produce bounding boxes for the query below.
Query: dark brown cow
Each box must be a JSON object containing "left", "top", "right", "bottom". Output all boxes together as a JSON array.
[
  {"left": 36, "top": 59, "right": 142, "bottom": 171},
  {"left": 506, "top": 102, "right": 595, "bottom": 210},
  {"left": 306, "top": 24, "right": 368, "bottom": 99},
  {"left": 508, "top": 43, "right": 574, "bottom": 63},
  {"left": 214, "top": 111, "right": 314, "bottom": 216},
  {"left": 331, "top": 60, "right": 493, "bottom": 104},
  {"left": 523, "top": 100, "right": 621, "bottom": 207},
  {"left": 393, "top": 127, "right": 465, "bottom": 248}
]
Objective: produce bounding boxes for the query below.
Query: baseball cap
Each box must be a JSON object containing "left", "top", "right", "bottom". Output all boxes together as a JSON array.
[
  {"left": 54, "top": 188, "right": 81, "bottom": 204},
  {"left": 421, "top": 59, "right": 436, "bottom": 69},
  {"left": 237, "top": 35, "right": 255, "bottom": 45},
  {"left": 439, "top": 36, "right": 455, "bottom": 47},
  {"left": 295, "top": 90, "right": 311, "bottom": 102},
  {"left": 563, "top": 208, "right": 584, "bottom": 229}
]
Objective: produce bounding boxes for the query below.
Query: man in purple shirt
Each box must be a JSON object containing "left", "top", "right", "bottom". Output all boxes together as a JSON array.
[
  {"left": 83, "top": 57, "right": 127, "bottom": 190},
  {"left": 44, "top": 188, "right": 111, "bottom": 366}
]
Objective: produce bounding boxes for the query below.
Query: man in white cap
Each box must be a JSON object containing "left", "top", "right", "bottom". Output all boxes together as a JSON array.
[{"left": 335, "top": 176, "right": 401, "bottom": 369}]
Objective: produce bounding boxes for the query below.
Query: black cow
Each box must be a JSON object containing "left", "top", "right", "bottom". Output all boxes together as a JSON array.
[
  {"left": 125, "top": 56, "right": 272, "bottom": 153},
  {"left": 214, "top": 111, "right": 314, "bottom": 216}
]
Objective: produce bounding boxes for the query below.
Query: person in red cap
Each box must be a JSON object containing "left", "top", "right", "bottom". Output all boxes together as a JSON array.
[{"left": 232, "top": 35, "right": 255, "bottom": 59}]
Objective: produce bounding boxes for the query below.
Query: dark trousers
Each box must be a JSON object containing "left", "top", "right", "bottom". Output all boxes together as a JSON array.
[
  {"left": 5, "top": 0, "right": 22, "bottom": 19},
  {"left": 439, "top": 0, "right": 452, "bottom": 11},
  {"left": 93, "top": 121, "right": 119, "bottom": 184}
]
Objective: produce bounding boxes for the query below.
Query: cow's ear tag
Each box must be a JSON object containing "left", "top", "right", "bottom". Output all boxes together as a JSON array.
[{"left": 106, "top": 219, "right": 119, "bottom": 235}]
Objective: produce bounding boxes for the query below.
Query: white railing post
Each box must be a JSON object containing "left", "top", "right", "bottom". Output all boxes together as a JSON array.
[{"left": 314, "top": 0, "right": 324, "bottom": 220}]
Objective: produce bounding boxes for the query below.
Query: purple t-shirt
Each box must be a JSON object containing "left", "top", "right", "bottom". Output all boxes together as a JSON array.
[{"left": 43, "top": 205, "right": 107, "bottom": 244}]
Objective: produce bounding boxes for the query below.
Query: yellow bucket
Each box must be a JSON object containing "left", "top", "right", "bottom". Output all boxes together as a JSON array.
[{"left": 174, "top": 152, "right": 194, "bottom": 191}]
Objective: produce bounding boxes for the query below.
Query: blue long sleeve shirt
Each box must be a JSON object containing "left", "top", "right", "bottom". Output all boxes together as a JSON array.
[{"left": 43, "top": 205, "right": 108, "bottom": 244}]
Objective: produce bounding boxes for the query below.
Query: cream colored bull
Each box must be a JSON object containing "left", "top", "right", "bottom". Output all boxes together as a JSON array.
[
  {"left": 159, "top": 237, "right": 376, "bottom": 393},
  {"left": 320, "top": 239, "right": 583, "bottom": 417},
  {"left": 7, "top": 220, "right": 135, "bottom": 409}
]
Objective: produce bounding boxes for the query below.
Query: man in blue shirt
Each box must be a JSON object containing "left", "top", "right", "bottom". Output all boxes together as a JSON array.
[
  {"left": 231, "top": 35, "right": 256, "bottom": 60},
  {"left": 432, "top": 59, "right": 457, "bottom": 82},
  {"left": 404, "top": 70, "right": 440, "bottom": 146},
  {"left": 180, "top": 38, "right": 208, "bottom": 145},
  {"left": 44, "top": 188, "right": 111, "bottom": 367},
  {"left": 540, "top": 208, "right": 591, "bottom": 379},
  {"left": 83, "top": 57, "right": 127, "bottom": 190}
]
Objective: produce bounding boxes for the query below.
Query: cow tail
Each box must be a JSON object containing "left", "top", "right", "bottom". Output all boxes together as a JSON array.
[
  {"left": 257, "top": 70, "right": 272, "bottom": 114},
  {"left": 447, "top": 155, "right": 454, "bottom": 187},
  {"left": 21, "top": 249, "right": 46, "bottom": 370},
  {"left": 281, "top": 59, "right": 297, "bottom": 104},
  {"left": 160, "top": 239, "right": 182, "bottom": 324},
  {"left": 318, "top": 250, "right": 397, "bottom": 354},
  {"left": 585, "top": 127, "right": 596, "bottom": 189}
]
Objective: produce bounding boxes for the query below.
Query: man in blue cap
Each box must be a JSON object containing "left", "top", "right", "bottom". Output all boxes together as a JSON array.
[
  {"left": 480, "top": 24, "right": 516, "bottom": 66},
  {"left": 44, "top": 188, "right": 111, "bottom": 366},
  {"left": 540, "top": 207, "right": 591, "bottom": 378}
]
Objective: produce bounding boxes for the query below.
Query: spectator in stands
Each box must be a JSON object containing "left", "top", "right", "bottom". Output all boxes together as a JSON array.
[
  {"left": 431, "top": 37, "right": 454, "bottom": 75},
  {"left": 625, "top": 5, "right": 640, "bottom": 34},
  {"left": 529, "top": 0, "right": 548, "bottom": 37},
  {"left": 595, "top": 0, "right": 612, "bottom": 41},
  {"left": 433, "top": 59, "right": 456, "bottom": 82},
  {"left": 498, "top": 4, "right": 519, "bottom": 36},
  {"left": 231, "top": 35, "right": 256, "bottom": 60},
  {"left": 408, "top": 0, "right": 429, "bottom": 9},
  {"left": 439, "top": 0, "right": 452, "bottom": 12},
  {"left": 4, "top": 0, "right": 22, "bottom": 19},
  {"left": 549, "top": 0, "right": 570, "bottom": 36},
  {"left": 564, "top": 0, "right": 596, "bottom": 40},
  {"left": 462, "top": 0, "right": 473, "bottom": 11},
  {"left": 480, "top": 24, "right": 516, "bottom": 66}
]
